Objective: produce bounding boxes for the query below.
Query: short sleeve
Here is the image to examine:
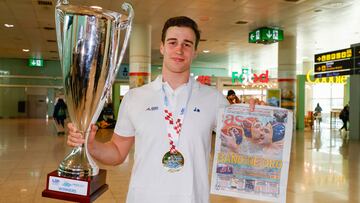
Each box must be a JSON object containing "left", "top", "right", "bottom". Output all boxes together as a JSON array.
[
  {"left": 114, "top": 92, "right": 135, "bottom": 137},
  {"left": 213, "top": 91, "right": 229, "bottom": 131}
]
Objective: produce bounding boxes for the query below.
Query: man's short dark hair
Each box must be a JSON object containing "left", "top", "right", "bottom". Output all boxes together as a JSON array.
[{"left": 161, "top": 16, "right": 201, "bottom": 50}]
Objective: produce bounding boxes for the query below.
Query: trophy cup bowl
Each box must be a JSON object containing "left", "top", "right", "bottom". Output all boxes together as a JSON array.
[{"left": 42, "top": 0, "right": 133, "bottom": 201}]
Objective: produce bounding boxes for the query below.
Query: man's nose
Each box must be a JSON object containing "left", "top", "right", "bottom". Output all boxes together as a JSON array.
[{"left": 175, "top": 44, "right": 184, "bottom": 54}]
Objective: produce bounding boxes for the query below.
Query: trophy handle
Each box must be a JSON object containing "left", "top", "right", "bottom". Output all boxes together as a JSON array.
[
  {"left": 55, "top": 0, "right": 69, "bottom": 65},
  {"left": 112, "top": 2, "right": 134, "bottom": 85}
]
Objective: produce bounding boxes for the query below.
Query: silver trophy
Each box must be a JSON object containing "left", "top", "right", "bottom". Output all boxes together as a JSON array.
[{"left": 55, "top": 0, "right": 133, "bottom": 178}]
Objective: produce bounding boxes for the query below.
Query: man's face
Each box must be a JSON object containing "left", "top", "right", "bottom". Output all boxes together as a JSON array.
[
  {"left": 160, "top": 26, "right": 197, "bottom": 74},
  {"left": 251, "top": 122, "right": 273, "bottom": 145}
]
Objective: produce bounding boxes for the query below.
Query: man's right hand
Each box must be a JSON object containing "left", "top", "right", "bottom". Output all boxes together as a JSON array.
[{"left": 67, "top": 123, "right": 97, "bottom": 147}]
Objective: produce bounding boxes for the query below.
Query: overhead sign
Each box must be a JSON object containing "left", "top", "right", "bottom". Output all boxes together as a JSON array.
[
  {"left": 307, "top": 70, "right": 348, "bottom": 84},
  {"left": 314, "top": 45, "right": 360, "bottom": 78},
  {"left": 314, "top": 48, "right": 352, "bottom": 63},
  {"left": 248, "top": 27, "right": 284, "bottom": 44},
  {"left": 28, "top": 58, "right": 44, "bottom": 67},
  {"left": 314, "top": 70, "right": 352, "bottom": 78},
  {"left": 314, "top": 59, "right": 353, "bottom": 73}
]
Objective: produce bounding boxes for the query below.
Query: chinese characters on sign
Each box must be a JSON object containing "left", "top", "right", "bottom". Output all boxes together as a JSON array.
[{"left": 313, "top": 45, "right": 360, "bottom": 78}]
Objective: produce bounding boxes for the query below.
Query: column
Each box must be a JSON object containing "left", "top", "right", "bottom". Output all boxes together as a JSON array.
[
  {"left": 278, "top": 35, "right": 297, "bottom": 111},
  {"left": 349, "top": 75, "right": 360, "bottom": 140},
  {"left": 129, "top": 24, "right": 151, "bottom": 88}
]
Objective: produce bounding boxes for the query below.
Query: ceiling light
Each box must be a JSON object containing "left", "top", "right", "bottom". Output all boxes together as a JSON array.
[
  {"left": 235, "top": 20, "right": 248, "bottom": 25},
  {"left": 203, "top": 50, "right": 210, "bottom": 53},
  {"left": 4, "top": 24, "right": 14, "bottom": 28},
  {"left": 90, "top": 6, "right": 102, "bottom": 9},
  {"left": 43, "top": 27, "right": 55, "bottom": 30},
  {"left": 22, "top": 49, "right": 30, "bottom": 52},
  {"left": 322, "top": 2, "right": 346, "bottom": 9}
]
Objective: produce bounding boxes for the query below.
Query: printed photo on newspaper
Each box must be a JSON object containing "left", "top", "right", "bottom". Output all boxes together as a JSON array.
[{"left": 211, "top": 104, "right": 293, "bottom": 203}]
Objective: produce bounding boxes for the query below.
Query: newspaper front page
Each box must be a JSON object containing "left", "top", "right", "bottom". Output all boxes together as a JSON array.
[{"left": 211, "top": 104, "right": 293, "bottom": 203}]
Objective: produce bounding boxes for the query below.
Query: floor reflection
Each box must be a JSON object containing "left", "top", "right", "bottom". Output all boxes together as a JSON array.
[{"left": 0, "top": 119, "right": 358, "bottom": 203}]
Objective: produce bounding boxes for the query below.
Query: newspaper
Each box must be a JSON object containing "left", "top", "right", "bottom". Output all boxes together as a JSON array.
[{"left": 211, "top": 104, "right": 293, "bottom": 203}]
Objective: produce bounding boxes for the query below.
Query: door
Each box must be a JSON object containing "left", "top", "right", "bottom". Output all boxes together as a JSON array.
[{"left": 27, "top": 95, "right": 47, "bottom": 118}]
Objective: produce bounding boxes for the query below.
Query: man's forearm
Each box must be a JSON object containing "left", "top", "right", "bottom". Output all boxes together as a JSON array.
[{"left": 88, "top": 140, "right": 126, "bottom": 166}]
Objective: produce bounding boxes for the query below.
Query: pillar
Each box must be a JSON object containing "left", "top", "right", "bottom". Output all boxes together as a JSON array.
[
  {"left": 129, "top": 24, "right": 151, "bottom": 88},
  {"left": 278, "top": 36, "right": 297, "bottom": 127},
  {"left": 349, "top": 75, "right": 360, "bottom": 140}
]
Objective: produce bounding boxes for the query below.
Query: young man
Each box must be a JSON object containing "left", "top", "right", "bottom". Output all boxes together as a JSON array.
[{"left": 68, "top": 16, "right": 253, "bottom": 203}]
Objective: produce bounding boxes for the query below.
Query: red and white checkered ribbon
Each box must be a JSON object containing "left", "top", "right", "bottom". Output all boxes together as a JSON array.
[
  {"left": 164, "top": 109, "right": 183, "bottom": 153},
  {"left": 161, "top": 80, "right": 193, "bottom": 154}
]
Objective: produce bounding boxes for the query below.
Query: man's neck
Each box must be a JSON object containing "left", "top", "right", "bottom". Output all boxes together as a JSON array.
[{"left": 162, "top": 71, "right": 190, "bottom": 90}]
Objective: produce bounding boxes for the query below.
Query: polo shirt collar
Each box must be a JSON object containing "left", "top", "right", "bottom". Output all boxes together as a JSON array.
[{"left": 151, "top": 75, "right": 199, "bottom": 91}]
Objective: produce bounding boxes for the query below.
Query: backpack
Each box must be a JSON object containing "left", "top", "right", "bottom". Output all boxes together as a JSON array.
[
  {"left": 58, "top": 107, "right": 66, "bottom": 117},
  {"left": 339, "top": 109, "right": 346, "bottom": 120}
]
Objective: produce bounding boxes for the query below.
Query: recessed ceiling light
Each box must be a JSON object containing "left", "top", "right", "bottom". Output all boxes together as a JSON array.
[
  {"left": 90, "top": 6, "right": 102, "bottom": 9},
  {"left": 4, "top": 24, "right": 14, "bottom": 28},
  {"left": 235, "top": 20, "right": 248, "bottom": 25},
  {"left": 322, "top": 2, "right": 346, "bottom": 9},
  {"left": 22, "top": 49, "right": 30, "bottom": 52},
  {"left": 203, "top": 50, "right": 210, "bottom": 53},
  {"left": 43, "top": 27, "right": 55, "bottom": 30}
]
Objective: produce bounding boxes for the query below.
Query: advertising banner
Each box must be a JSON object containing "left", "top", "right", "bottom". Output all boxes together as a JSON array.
[{"left": 266, "top": 89, "right": 281, "bottom": 107}]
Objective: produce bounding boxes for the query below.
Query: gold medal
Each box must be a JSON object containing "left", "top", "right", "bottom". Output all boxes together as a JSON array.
[{"left": 162, "top": 151, "right": 184, "bottom": 173}]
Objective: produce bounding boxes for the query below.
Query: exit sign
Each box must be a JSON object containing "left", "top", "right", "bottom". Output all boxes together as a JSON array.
[
  {"left": 28, "top": 58, "right": 44, "bottom": 67},
  {"left": 249, "top": 27, "right": 284, "bottom": 44}
]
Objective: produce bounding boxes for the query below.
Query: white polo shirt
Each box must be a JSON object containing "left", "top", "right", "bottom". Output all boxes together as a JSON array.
[{"left": 114, "top": 76, "right": 228, "bottom": 203}]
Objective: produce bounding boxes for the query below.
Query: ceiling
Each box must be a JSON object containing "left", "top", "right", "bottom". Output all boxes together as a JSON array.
[{"left": 1, "top": 0, "right": 360, "bottom": 73}]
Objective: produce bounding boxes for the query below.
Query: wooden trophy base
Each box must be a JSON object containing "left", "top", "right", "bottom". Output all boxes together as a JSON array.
[{"left": 42, "top": 169, "right": 108, "bottom": 203}]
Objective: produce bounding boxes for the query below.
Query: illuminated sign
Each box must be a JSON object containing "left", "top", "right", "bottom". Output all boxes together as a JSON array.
[
  {"left": 313, "top": 46, "right": 360, "bottom": 77},
  {"left": 314, "top": 48, "right": 352, "bottom": 63},
  {"left": 314, "top": 70, "right": 351, "bottom": 78},
  {"left": 28, "top": 58, "right": 44, "bottom": 67},
  {"left": 232, "top": 68, "right": 269, "bottom": 84},
  {"left": 306, "top": 70, "right": 348, "bottom": 84},
  {"left": 314, "top": 59, "right": 353, "bottom": 73},
  {"left": 248, "top": 27, "right": 284, "bottom": 44}
]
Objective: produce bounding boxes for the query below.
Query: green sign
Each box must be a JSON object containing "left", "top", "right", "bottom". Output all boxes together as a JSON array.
[
  {"left": 28, "top": 58, "right": 44, "bottom": 67},
  {"left": 248, "top": 27, "right": 284, "bottom": 44}
]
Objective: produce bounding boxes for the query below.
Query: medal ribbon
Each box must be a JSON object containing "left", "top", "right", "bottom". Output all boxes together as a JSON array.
[{"left": 162, "top": 79, "right": 192, "bottom": 154}]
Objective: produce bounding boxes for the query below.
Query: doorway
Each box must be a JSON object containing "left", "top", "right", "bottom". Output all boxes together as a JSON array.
[{"left": 27, "top": 95, "right": 47, "bottom": 118}]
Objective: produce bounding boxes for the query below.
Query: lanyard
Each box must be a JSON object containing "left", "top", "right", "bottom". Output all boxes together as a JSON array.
[{"left": 161, "top": 79, "right": 193, "bottom": 153}]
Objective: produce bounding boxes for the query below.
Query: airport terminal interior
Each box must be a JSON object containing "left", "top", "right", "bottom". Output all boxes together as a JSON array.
[{"left": 1, "top": 0, "right": 360, "bottom": 203}]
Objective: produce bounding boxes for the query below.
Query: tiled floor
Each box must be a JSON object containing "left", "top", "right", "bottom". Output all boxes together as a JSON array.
[{"left": 0, "top": 119, "right": 359, "bottom": 203}]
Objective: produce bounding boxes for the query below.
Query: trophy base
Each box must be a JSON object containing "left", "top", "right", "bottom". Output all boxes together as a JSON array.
[{"left": 42, "top": 169, "right": 108, "bottom": 203}]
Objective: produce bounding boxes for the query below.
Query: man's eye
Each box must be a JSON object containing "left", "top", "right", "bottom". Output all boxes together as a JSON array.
[{"left": 184, "top": 43, "right": 192, "bottom": 47}]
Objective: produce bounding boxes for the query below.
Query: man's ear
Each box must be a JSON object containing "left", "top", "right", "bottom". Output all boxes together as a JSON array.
[
  {"left": 193, "top": 49, "right": 198, "bottom": 59},
  {"left": 160, "top": 42, "right": 164, "bottom": 55}
]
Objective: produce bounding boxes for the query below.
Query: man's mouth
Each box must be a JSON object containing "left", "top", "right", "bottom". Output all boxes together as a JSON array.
[{"left": 172, "top": 57, "right": 184, "bottom": 62}]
